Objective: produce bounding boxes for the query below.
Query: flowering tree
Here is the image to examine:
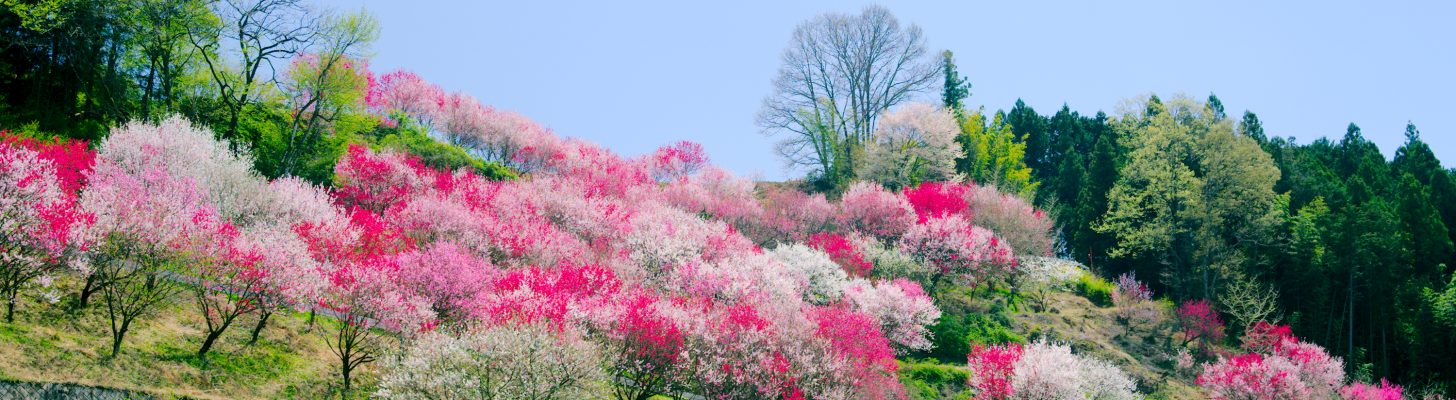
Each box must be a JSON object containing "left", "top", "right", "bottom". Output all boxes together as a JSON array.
[
  {"left": 860, "top": 103, "right": 962, "bottom": 189},
  {"left": 758, "top": 187, "right": 835, "bottom": 243},
  {"left": 1197, "top": 327, "right": 1346, "bottom": 400},
  {"left": 648, "top": 140, "right": 708, "bottom": 183},
  {"left": 964, "top": 184, "right": 1053, "bottom": 257},
  {"left": 842, "top": 278, "right": 940, "bottom": 353},
  {"left": 1339, "top": 379, "right": 1404, "bottom": 400},
  {"left": 807, "top": 232, "right": 874, "bottom": 277},
  {"left": 902, "top": 181, "right": 970, "bottom": 223},
  {"left": 79, "top": 161, "right": 210, "bottom": 357},
  {"left": 1011, "top": 340, "right": 1139, "bottom": 400},
  {"left": 1178, "top": 299, "right": 1226, "bottom": 353},
  {"left": 805, "top": 306, "right": 903, "bottom": 400},
  {"left": 968, "top": 343, "right": 1022, "bottom": 399},
  {"left": 898, "top": 214, "right": 1016, "bottom": 287},
  {"left": 0, "top": 136, "right": 93, "bottom": 322},
  {"left": 835, "top": 181, "right": 916, "bottom": 240},
  {"left": 184, "top": 214, "right": 269, "bottom": 358},
  {"left": 371, "top": 70, "right": 445, "bottom": 125},
  {"left": 395, "top": 242, "right": 497, "bottom": 325},
  {"left": 316, "top": 255, "right": 433, "bottom": 396},
  {"left": 967, "top": 340, "right": 1140, "bottom": 400},
  {"left": 375, "top": 325, "right": 607, "bottom": 400},
  {"left": 766, "top": 243, "right": 848, "bottom": 305},
  {"left": 605, "top": 292, "right": 687, "bottom": 400}
]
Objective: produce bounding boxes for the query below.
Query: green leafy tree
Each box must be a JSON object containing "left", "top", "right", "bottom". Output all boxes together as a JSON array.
[
  {"left": 954, "top": 109, "right": 1038, "bottom": 199},
  {"left": 1096, "top": 95, "right": 1281, "bottom": 300},
  {"left": 940, "top": 50, "right": 970, "bottom": 114}
]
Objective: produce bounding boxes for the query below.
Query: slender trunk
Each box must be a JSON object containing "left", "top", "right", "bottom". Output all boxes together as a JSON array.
[
  {"left": 1347, "top": 267, "right": 1355, "bottom": 361},
  {"left": 110, "top": 317, "right": 131, "bottom": 358},
  {"left": 248, "top": 309, "right": 272, "bottom": 345},
  {"left": 307, "top": 308, "right": 316, "bottom": 331},
  {"left": 5, "top": 296, "right": 14, "bottom": 323},
  {"left": 197, "top": 316, "right": 234, "bottom": 358},
  {"left": 78, "top": 273, "right": 99, "bottom": 308}
]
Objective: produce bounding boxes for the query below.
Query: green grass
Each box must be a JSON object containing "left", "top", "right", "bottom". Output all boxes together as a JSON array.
[{"left": 0, "top": 279, "right": 348, "bottom": 399}]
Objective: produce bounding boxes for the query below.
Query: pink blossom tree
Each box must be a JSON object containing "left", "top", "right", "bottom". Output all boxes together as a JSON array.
[
  {"left": 605, "top": 292, "right": 688, "bottom": 400},
  {"left": 902, "top": 182, "right": 971, "bottom": 223},
  {"left": 370, "top": 70, "right": 445, "bottom": 126},
  {"left": 835, "top": 181, "right": 916, "bottom": 240},
  {"left": 968, "top": 343, "right": 1022, "bottom": 399},
  {"left": 807, "top": 232, "right": 874, "bottom": 277},
  {"left": 1340, "top": 379, "right": 1404, "bottom": 400},
  {"left": 394, "top": 242, "right": 497, "bottom": 325},
  {"left": 0, "top": 135, "right": 94, "bottom": 322},
  {"left": 842, "top": 278, "right": 940, "bottom": 353},
  {"left": 1178, "top": 299, "right": 1226, "bottom": 354},
  {"left": 964, "top": 184, "right": 1054, "bottom": 257},
  {"left": 79, "top": 160, "right": 211, "bottom": 357},
  {"left": 1197, "top": 327, "right": 1347, "bottom": 399},
  {"left": 897, "top": 214, "right": 1016, "bottom": 287},
  {"left": 647, "top": 140, "right": 708, "bottom": 183}
]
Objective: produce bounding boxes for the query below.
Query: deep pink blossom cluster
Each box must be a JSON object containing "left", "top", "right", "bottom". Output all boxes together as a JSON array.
[
  {"left": 968, "top": 343, "right": 1022, "bottom": 399},
  {"left": 1197, "top": 320, "right": 1406, "bottom": 400},
  {"left": 0, "top": 133, "right": 95, "bottom": 321},
  {"left": 1178, "top": 299, "right": 1226, "bottom": 352}
]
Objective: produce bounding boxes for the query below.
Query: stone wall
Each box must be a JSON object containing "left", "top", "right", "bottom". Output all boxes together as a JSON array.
[{"left": 0, "top": 379, "right": 160, "bottom": 400}]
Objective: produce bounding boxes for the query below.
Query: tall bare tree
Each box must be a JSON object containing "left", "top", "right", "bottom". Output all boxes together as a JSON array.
[
  {"left": 279, "top": 9, "right": 377, "bottom": 175},
  {"left": 189, "top": 0, "right": 319, "bottom": 149},
  {"left": 757, "top": 5, "right": 939, "bottom": 186}
]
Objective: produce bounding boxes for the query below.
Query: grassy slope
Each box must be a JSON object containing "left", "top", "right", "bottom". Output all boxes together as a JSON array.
[
  {"left": 0, "top": 279, "right": 347, "bottom": 399},
  {"left": 1010, "top": 291, "right": 1204, "bottom": 399}
]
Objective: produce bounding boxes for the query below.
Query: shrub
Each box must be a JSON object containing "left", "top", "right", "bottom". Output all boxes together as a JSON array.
[
  {"left": 1075, "top": 272, "right": 1115, "bottom": 307},
  {"left": 899, "top": 359, "right": 971, "bottom": 400}
]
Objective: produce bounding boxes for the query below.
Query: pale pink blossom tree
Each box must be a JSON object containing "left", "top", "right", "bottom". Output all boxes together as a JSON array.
[
  {"left": 898, "top": 214, "right": 1016, "bottom": 287},
  {"left": 841, "top": 278, "right": 940, "bottom": 353},
  {"left": 836, "top": 181, "right": 916, "bottom": 240}
]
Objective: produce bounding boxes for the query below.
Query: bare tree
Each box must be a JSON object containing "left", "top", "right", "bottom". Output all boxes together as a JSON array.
[
  {"left": 279, "top": 9, "right": 378, "bottom": 175},
  {"left": 189, "top": 0, "right": 320, "bottom": 149},
  {"left": 757, "top": 5, "right": 939, "bottom": 184}
]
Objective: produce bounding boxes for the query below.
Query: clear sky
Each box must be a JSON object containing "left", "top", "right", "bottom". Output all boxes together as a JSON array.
[{"left": 316, "top": 0, "right": 1455, "bottom": 180}]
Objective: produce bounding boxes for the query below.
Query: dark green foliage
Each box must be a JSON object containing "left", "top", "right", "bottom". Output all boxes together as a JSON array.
[
  {"left": 1011, "top": 94, "right": 1456, "bottom": 392},
  {"left": 940, "top": 50, "right": 970, "bottom": 113}
]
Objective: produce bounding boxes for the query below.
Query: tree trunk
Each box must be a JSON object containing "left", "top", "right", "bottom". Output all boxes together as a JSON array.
[
  {"left": 197, "top": 323, "right": 229, "bottom": 359},
  {"left": 78, "top": 273, "right": 99, "bottom": 309},
  {"left": 248, "top": 310, "right": 272, "bottom": 345},
  {"left": 111, "top": 318, "right": 131, "bottom": 358},
  {"left": 5, "top": 296, "right": 14, "bottom": 323}
]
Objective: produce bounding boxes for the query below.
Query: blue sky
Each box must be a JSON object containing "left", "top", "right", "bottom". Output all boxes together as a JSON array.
[{"left": 317, "top": 0, "right": 1455, "bottom": 180}]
